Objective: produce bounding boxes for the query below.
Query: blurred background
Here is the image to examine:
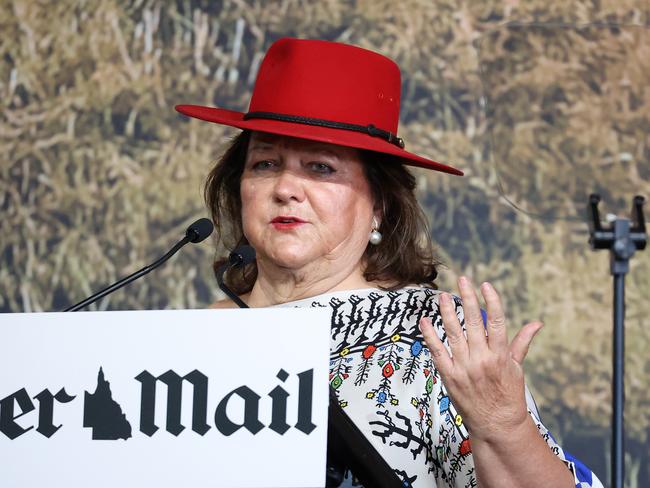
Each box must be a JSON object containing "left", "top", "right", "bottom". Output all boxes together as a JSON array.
[{"left": 1, "top": 0, "right": 649, "bottom": 484}]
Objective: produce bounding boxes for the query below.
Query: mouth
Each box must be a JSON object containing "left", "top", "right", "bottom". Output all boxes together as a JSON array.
[
  {"left": 271, "top": 216, "right": 307, "bottom": 224},
  {"left": 270, "top": 216, "right": 307, "bottom": 229}
]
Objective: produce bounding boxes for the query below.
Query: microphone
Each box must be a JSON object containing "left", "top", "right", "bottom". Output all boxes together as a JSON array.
[
  {"left": 185, "top": 218, "right": 214, "bottom": 243},
  {"left": 216, "top": 245, "right": 256, "bottom": 309},
  {"left": 64, "top": 218, "right": 214, "bottom": 312},
  {"left": 228, "top": 245, "right": 256, "bottom": 268}
]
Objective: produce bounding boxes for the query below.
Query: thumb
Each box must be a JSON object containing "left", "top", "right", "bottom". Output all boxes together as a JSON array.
[{"left": 509, "top": 321, "right": 543, "bottom": 364}]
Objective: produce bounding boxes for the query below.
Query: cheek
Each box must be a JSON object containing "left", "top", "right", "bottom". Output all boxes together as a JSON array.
[
  {"left": 240, "top": 178, "right": 256, "bottom": 203},
  {"left": 240, "top": 180, "right": 262, "bottom": 236},
  {"left": 315, "top": 185, "right": 374, "bottom": 240}
]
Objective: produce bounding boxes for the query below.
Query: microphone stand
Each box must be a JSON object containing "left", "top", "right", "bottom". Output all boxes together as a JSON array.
[
  {"left": 587, "top": 194, "right": 646, "bottom": 488},
  {"left": 217, "top": 254, "right": 403, "bottom": 488},
  {"left": 64, "top": 218, "right": 213, "bottom": 312},
  {"left": 215, "top": 252, "right": 251, "bottom": 309},
  {"left": 65, "top": 238, "right": 189, "bottom": 312}
]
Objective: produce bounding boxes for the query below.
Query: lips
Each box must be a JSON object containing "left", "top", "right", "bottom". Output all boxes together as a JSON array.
[
  {"left": 270, "top": 216, "right": 307, "bottom": 230},
  {"left": 271, "top": 216, "right": 306, "bottom": 224}
]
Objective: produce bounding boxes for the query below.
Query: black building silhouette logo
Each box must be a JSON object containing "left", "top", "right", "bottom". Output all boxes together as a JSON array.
[{"left": 83, "top": 367, "right": 132, "bottom": 440}]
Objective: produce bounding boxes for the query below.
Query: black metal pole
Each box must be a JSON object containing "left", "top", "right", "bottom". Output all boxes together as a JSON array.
[
  {"left": 612, "top": 271, "right": 625, "bottom": 488},
  {"left": 588, "top": 195, "right": 646, "bottom": 488},
  {"left": 607, "top": 218, "right": 631, "bottom": 488}
]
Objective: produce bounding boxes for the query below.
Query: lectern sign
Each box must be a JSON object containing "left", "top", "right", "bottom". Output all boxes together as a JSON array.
[{"left": 0, "top": 309, "right": 330, "bottom": 487}]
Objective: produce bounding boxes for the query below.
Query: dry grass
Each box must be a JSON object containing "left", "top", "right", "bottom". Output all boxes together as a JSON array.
[{"left": 2, "top": 0, "right": 649, "bottom": 482}]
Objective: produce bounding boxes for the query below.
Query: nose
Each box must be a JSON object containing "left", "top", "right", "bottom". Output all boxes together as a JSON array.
[{"left": 272, "top": 168, "right": 306, "bottom": 204}]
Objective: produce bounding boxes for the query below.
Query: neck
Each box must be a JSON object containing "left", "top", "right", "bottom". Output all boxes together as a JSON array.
[{"left": 246, "top": 259, "right": 377, "bottom": 307}]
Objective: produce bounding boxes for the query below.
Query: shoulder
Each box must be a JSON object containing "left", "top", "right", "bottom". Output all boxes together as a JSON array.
[
  {"left": 385, "top": 285, "right": 442, "bottom": 305},
  {"left": 255, "top": 286, "right": 443, "bottom": 311},
  {"left": 208, "top": 297, "right": 247, "bottom": 309},
  {"left": 209, "top": 299, "right": 236, "bottom": 309},
  {"left": 327, "top": 285, "right": 442, "bottom": 305},
  {"left": 209, "top": 292, "right": 252, "bottom": 309}
]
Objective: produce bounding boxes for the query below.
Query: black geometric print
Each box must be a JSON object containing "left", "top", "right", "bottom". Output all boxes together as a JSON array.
[
  {"left": 280, "top": 287, "right": 588, "bottom": 487},
  {"left": 369, "top": 409, "right": 428, "bottom": 460},
  {"left": 394, "top": 468, "right": 417, "bottom": 487}
]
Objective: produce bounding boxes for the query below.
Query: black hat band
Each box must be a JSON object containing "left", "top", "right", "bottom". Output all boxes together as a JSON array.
[{"left": 243, "top": 111, "right": 405, "bottom": 149}]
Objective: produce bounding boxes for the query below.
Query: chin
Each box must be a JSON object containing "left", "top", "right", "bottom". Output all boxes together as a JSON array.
[
  {"left": 268, "top": 253, "right": 314, "bottom": 270},
  {"left": 260, "top": 245, "right": 320, "bottom": 270},
  {"left": 248, "top": 234, "right": 316, "bottom": 268}
]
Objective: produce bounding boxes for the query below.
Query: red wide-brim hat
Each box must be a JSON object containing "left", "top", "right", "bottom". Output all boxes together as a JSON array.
[{"left": 176, "top": 38, "right": 463, "bottom": 176}]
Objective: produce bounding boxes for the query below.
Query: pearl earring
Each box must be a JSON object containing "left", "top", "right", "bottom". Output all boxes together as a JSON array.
[{"left": 369, "top": 218, "right": 382, "bottom": 245}]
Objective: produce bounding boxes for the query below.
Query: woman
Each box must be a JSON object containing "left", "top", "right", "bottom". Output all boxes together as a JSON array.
[{"left": 176, "top": 38, "right": 600, "bottom": 487}]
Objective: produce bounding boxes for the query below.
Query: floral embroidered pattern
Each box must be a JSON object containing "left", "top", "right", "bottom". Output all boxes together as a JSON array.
[{"left": 279, "top": 287, "right": 600, "bottom": 488}]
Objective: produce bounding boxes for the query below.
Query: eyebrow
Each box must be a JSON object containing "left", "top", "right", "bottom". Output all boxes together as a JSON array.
[
  {"left": 248, "top": 142, "right": 275, "bottom": 152},
  {"left": 248, "top": 141, "right": 344, "bottom": 160}
]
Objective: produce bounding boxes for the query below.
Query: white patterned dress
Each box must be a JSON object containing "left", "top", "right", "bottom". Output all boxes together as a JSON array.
[{"left": 278, "top": 287, "right": 602, "bottom": 488}]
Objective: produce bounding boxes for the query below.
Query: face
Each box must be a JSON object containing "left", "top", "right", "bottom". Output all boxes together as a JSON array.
[{"left": 240, "top": 132, "right": 377, "bottom": 275}]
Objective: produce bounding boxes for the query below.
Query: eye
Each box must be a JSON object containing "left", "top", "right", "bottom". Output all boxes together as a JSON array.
[
  {"left": 250, "top": 160, "right": 276, "bottom": 171},
  {"left": 308, "top": 162, "right": 336, "bottom": 174}
]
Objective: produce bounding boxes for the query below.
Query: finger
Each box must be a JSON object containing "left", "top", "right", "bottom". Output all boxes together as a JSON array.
[
  {"left": 510, "top": 321, "right": 544, "bottom": 364},
  {"left": 419, "top": 317, "right": 454, "bottom": 375},
  {"left": 480, "top": 282, "right": 508, "bottom": 353},
  {"left": 458, "top": 276, "right": 488, "bottom": 355},
  {"left": 438, "top": 292, "right": 469, "bottom": 364}
]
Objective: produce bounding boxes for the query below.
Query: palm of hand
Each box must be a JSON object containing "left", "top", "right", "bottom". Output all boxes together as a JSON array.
[{"left": 420, "top": 277, "right": 543, "bottom": 442}]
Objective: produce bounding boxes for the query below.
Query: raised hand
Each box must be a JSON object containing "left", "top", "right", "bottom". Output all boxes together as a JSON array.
[{"left": 419, "top": 276, "right": 544, "bottom": 442}]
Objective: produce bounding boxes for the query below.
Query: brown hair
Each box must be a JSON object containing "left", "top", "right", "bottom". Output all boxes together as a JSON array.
[{"left": 204, "top": 130, "right": 440, "bottom": 294}]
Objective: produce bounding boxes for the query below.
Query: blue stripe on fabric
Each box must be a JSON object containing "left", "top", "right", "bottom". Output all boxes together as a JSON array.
[
  {"left": 563, "top": 450, "right": 594, "bottom": 485},
  {"left": 547, "top": 428, "right": 595, "bottom": 485}
]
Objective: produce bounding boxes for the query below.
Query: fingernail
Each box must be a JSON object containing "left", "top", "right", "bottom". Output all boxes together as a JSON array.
[
  {"left": 458, "top": 276, "right": 468, "bottom": 287},
  {"left": 481, "top": 282, "right": 491, "bottom": 292},
  {"left": 439, "top": 292, "right": 449, "bottom": 304}
]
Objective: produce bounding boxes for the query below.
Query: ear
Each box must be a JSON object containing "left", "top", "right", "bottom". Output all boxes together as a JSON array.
[{"left": 372, "top": 208, "right": 383, "bottom": 229}]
